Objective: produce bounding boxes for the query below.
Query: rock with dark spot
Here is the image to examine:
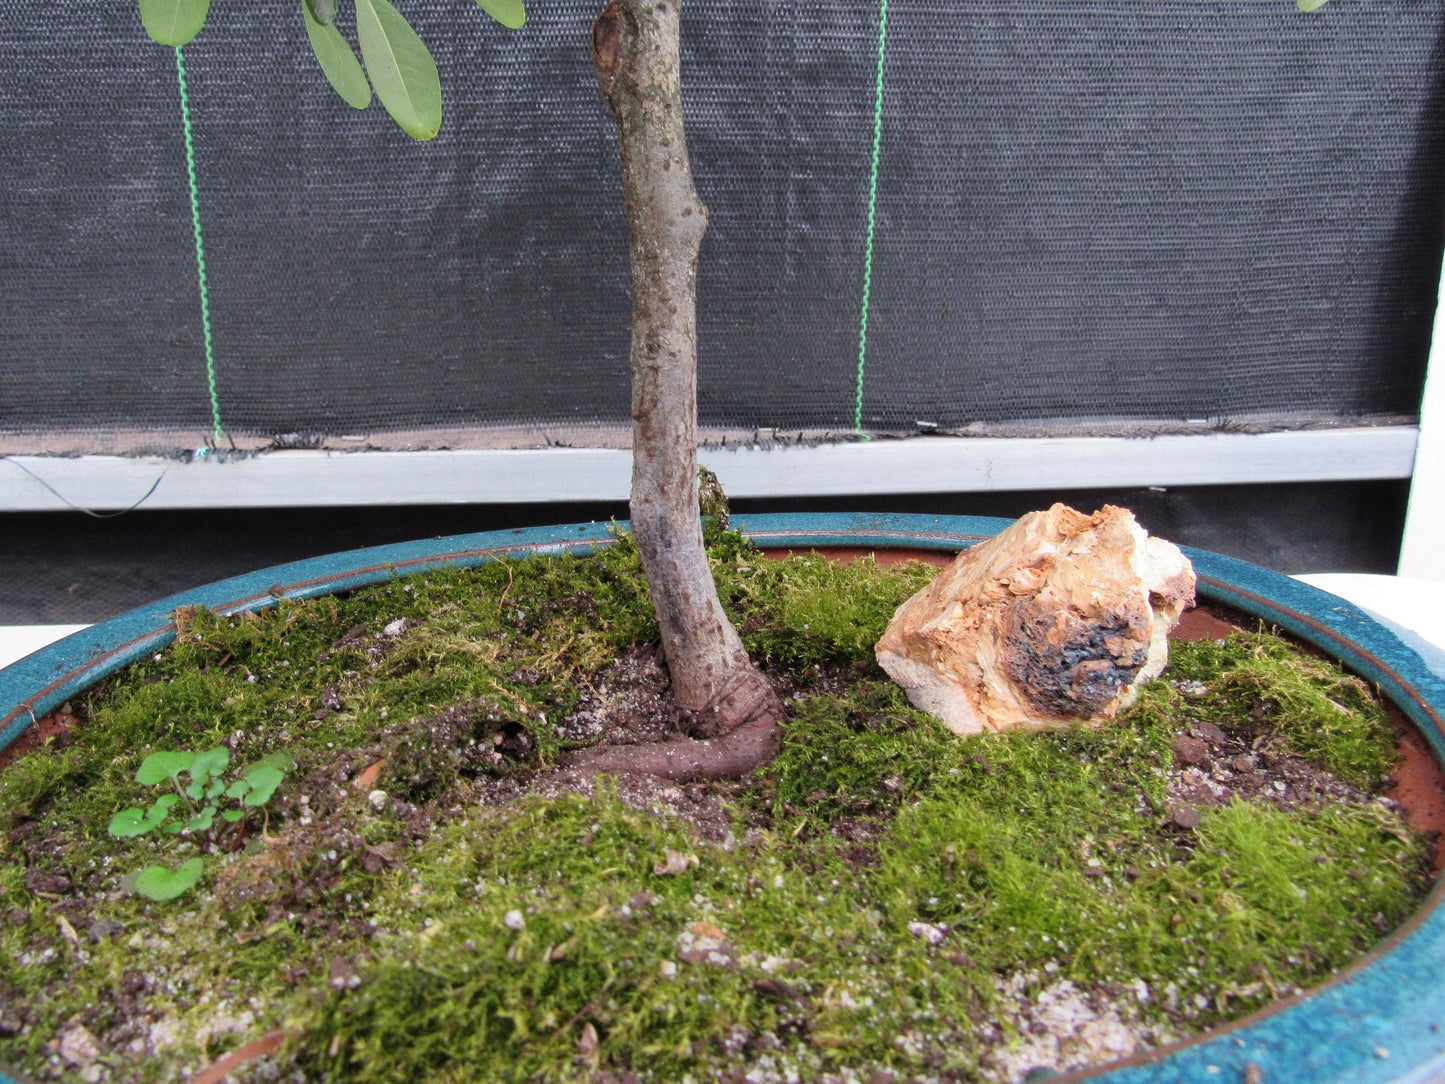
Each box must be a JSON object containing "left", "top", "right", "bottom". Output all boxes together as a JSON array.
[{"left": 876, "top": 504, "right": 1196, "bottom": 734}]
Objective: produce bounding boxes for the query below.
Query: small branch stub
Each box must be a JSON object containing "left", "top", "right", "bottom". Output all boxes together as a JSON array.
[{"left": 592, "top": 0, "right": 623, "bottom": 77}]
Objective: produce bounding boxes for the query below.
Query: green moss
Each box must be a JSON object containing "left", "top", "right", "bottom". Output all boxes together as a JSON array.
[
  {"left": 715, "top": 550, "right": 935, "bottom": 666},
  {"left": 1159, "top": 630, "right": 1398, "bottom": 789},
  {"left": 0, "top": 534, "right": 1430, "bottom": 1083}
]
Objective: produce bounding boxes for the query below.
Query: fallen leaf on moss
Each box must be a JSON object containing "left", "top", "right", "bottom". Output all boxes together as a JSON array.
[{"left": 352, "top": 758, "right": 388, "bottom": 790}]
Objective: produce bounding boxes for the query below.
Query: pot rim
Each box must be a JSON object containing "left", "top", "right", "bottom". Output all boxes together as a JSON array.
[{"left": 2, "top": 511, "right": 1442, "bottom": 1084}]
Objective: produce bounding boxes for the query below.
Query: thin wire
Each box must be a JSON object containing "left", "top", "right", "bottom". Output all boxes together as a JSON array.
[
  {"left": 176, "top": 45, "right": 224, "bottom": 446},
  {"left": 854, "top": 0, "right": 890, "bottom": 437},
  {"left": 2, "top": 457, "right": 170, "bottom": 519}
]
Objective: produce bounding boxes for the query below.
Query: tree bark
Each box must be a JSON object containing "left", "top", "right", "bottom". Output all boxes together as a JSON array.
[{"left": 567, "top": 0, "right": 780, "bottom": 777}]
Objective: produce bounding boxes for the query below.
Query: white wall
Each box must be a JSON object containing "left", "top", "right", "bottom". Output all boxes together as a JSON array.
[{"left": 1400, "top": 253, "right": 1445, "bottom": 582}]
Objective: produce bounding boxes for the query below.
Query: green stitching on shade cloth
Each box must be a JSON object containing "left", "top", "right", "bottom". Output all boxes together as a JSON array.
[
  {"left": 854, "top": 0, "right": 889, "bottom": 437},
  {"left": 175, "top": 45, "right": 224, "bottom": 445}
]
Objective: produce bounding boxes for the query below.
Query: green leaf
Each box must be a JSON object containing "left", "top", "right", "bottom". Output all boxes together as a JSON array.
[
  {"left": 221, "top": 809, "right": 245, "bottom": 823},
  {"left": 189, "top": 747, "right": 231, "bottom": 785},
  {"left": 206, "top": 778, "right": 226, "bottom": 800},
  {"left": 186, "top": 806, "right": 217, "bottom": 833},
  {"left": 244, "top": 752, "right": 296, "bottom": 776},
  {"left": 139, "top": 0, "right": 211, "bottom": 46},
  {"left": 1297, "top": 0, "right": 1330, "bottom": 9},
  {"left": 241, "top": 766, "right": 286, "bottom": 807},
  {"left": 108, "top": 808, "right": 153, "bottom": 838},
  {"left": 145, "top": 794, "right": 180, "bottom": 826},
  {"left": 305, "top": 0, "right": 374, "bottom": 110},
  {"left": 136, "top": 751, "right": 195, "bottom": 785},
  {"left": 355, "top": 0, "right": 442, "bottom": 141},
  {"left": 305, "top": 0, "right": 338, "bottom": 26},
  {"left": 226, "top": 778, "right": 253, "bottom": 800},
  {"left": 129, "top": 858, "right": 205, "bottom": 901},
  {"left": 475, "top": 0, "right": 526, "bottom": 30}
]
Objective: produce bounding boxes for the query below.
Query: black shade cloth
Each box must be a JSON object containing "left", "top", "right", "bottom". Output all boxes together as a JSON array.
[{"left": 1, "top": 0, "right": 1441, "bottom": 442}]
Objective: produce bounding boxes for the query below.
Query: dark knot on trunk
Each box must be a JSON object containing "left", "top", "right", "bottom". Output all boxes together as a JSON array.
[{"left": 592, "top": 0, "right": 625, "bottom": 77}]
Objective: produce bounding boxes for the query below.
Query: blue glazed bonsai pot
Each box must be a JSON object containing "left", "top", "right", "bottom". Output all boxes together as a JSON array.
[{"left": 2, "top": 512, "right": 1442, "bottom": 1084}]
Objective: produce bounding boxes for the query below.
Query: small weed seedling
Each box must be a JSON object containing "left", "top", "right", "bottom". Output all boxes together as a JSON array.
[{"left": 107, "top": 746, "right": 293, "bottom": 900}]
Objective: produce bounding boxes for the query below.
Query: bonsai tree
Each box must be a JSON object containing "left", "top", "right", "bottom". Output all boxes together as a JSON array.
[
  {"left": 140, "top": 0, "right": 782, "bottom": 781},
  {"left": 136, "top": 0, "right": 1328, "bottom": 780}
]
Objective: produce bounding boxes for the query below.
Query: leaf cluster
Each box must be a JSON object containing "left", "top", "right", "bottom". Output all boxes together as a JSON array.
[
  {"left": 137, "top": 0, "right": 1338, "bottom": 148},
  {"left": 136, "top": 0, "right": 527, "bottom": 140},
  {"left": 107, "top": 746, "right": 294, "bottom": 900}
]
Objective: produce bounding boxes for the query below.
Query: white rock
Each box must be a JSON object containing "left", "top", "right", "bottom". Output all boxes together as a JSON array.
[
  {"left": 58, "top": 1019, "right": 101, "bottom": 1067},
  {"left": 906, "top": 921, "right": 948, "bottom": 946}
]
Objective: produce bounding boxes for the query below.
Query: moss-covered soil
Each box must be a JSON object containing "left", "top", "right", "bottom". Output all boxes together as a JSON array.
[{"left": 0, "top": 533, "right": 1431, "bottom": 1084}]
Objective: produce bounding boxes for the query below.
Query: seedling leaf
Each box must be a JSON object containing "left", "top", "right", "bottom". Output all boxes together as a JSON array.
[
  {"left": 476, "top": 0, "right": 526, "bottom": 30},
  {"left": 226, "top": 778, "right": 253, "bottom": 800},
  {"left": 304, "top": 0, "right": 373, "bottom": 110},
  {"left": 189, "top": 747, "right": 231, "bottom": 784},
  {"left": 108, "top": 808, "right": 153, "bottom": 838},
  {"left": 139, "top": 0, "right": 211, "bottom": 46},
  {"left": 186, "top": 806, "right": 217, "bottom": 833},
  {"left": 221, "top": 809, "right": 245, "bottom": 822},
  {"left": 145, "top": 794, "right": 180, "bottom": 825},
  {"left": 136, "top": 751, "right": 195, "bottom": 785},
  {"left": 355, "top": 0, "right": 442, "bottom": 140},
  {"left": 131, "top": 858, "right": 204, "bottom": 901},
  {"left": 241, "top": 766, "right": 286, "bottom": 807},
  {"left": 244, "top": 752, "right": 296, "bottom": 776},
  {"left": 206, "top": 778, "right": 226, "bottom": 800},
  {"left": 1298, "top": 0, "right": 1330, "bottom": 9}
]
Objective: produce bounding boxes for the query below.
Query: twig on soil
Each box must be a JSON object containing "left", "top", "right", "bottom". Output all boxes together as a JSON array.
[
  {"left": 187, "top": 1028, "right": 288, "bottom": 1084},
  {"left": 497, "top": 560, "right": 515, "bottom": 612}
]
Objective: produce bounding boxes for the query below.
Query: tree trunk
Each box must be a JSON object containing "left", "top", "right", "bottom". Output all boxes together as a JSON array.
[{"left": 568, "top": 0, "right": 780, "bottom": 777}]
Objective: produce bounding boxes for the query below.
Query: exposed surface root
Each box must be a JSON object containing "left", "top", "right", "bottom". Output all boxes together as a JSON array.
[
  {"left": 555, "top": 716, "right": 781, "bottom": 782},
  {"left": 553, "top": 643, "right": 785, "bottom": 782}
]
